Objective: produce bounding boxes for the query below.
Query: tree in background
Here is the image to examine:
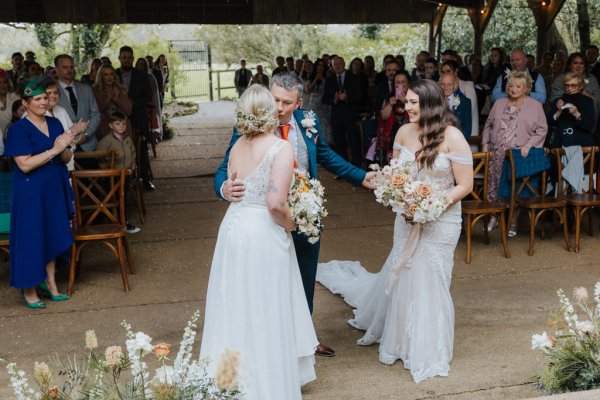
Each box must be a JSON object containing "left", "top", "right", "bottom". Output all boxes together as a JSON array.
[{"left": 354, "top": 24, "right": 385, "bottom": 40}]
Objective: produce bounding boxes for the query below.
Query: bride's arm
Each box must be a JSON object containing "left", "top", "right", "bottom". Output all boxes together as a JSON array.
[
  {"left": 266, "top": 142, "right": 296, "bottom": 231},
  {"left": 444, "top": 126, "right": 473, "bottom": 205}
]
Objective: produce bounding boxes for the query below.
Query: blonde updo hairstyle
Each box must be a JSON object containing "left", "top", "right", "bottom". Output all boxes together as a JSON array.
[
  {"left": 235, "top": 84, "right": 278, "bottom": 139},
  {"left": 506, "top": 71, "right": 533, "bottom": 96}
]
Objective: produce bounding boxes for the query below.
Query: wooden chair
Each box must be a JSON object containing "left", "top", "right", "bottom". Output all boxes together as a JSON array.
[
  {"left": 68, "top": 169, "right": 135, "bottom": 295},
  {"left": 506, "top": 150, "right": 571, "bottom": 256},
  {"left": 461, "top": 152, "right": 510, "bottom": 264},
  {"left": 467, "top": 135, "right": 482, "bottom": 152},
  {"left": 552, "top": 146, "right": 600, "bottom": 253},
  {"left": 74, "top": 150, "right": 116, "bottom": 170}
]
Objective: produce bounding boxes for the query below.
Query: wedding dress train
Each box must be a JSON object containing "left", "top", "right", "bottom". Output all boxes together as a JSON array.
[
  {"left": 201, "top": 141, "right": 318, "bottom": 399},
  {"left": 317, "top": 145, "right": 471, "bottom": 383}
]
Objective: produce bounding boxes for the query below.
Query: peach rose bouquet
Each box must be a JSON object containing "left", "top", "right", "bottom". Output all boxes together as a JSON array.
[{"left": 370, "top": 160, "right": 451, "bottom": 224}]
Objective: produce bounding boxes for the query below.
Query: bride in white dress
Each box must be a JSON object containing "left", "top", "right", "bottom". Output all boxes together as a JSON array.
[
  {"left": 200, "top": 85, "right": 318, "bottom": 398},
  {"left": 317, "top": 79, "right": 473, "bottom": 383}
]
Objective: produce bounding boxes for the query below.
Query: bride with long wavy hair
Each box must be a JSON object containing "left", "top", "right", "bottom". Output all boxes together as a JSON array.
[{"left": 318, "top": 79, "right": 473, "bottom": 383}]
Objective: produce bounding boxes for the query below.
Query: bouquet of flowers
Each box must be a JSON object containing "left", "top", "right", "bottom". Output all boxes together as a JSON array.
[
  {"left": 288, "top": 170, "right": 328, "bottom": 244},
  {"left": 2, "top": 311, "right": 241, "bottom": 400},
  {"left": 531, "top": 282, "right": 600, "bottom": 394},
  {"left": 370, "top": 160, "right": 451, "bottom": 224}
]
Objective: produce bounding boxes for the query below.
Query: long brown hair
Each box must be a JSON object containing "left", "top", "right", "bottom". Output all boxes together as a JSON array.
[{"left": 410, "top": 79, "right": 457, "bottom": 168}]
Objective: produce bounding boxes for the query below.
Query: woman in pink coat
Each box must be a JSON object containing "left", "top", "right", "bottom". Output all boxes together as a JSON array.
[{"left": 482, "top": 71, "right": 548, "bottom": 234}]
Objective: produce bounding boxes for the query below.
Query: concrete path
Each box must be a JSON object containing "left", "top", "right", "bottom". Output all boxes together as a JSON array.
[{"left": 1, "top": 101, "right": 599, "bottom": 399}]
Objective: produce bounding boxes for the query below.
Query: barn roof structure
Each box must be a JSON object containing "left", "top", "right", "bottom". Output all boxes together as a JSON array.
[{"left": 0, "top": 0, "right": 567, "bottom": 60}]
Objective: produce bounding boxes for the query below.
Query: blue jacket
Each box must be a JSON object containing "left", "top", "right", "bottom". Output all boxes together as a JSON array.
[
  {"left": 449, "top": 90, "right": 472, "bottom": 138},
  {"left": 213, "top": 109, "right": 366, "bottom": 199}
]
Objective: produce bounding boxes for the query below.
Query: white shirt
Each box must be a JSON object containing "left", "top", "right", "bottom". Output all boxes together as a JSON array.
[{"left": 58, "top": 80, "right": 78, "bottom": 99}]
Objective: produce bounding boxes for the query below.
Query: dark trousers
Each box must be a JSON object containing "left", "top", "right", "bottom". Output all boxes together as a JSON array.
[
  {"left": 292, "top": 231, "right": 321, "bottom": 314},
  {"left": 331, "top": 121, "right": 362, "bottom": 167},
  {"left": 134, "top": 131, "right": 151, "bottom": 182}
]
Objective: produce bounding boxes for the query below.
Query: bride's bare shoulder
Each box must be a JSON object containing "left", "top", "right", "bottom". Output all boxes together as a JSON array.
[{"left": 394, "top": 123, "right": 418, "bottom": 145}]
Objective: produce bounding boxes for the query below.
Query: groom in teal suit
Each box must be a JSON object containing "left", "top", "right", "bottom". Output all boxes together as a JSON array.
[{"left": 214, "top": 72, "right": 375, "bottom": 357}]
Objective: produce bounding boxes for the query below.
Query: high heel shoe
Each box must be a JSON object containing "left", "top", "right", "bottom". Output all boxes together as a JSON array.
[
  {"left": 21, "top": 290, "right": 46, "bottom": 309},
  {"left": 39, "top": 282, "right": 71, "bottom": 301}
]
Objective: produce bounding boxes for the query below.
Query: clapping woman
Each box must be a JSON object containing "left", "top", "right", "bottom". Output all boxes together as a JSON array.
[{"left": 4, "top": 79, "right": 88, "bottom": 308}]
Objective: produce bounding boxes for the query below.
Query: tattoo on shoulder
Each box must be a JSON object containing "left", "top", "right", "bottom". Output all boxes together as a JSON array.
[{"left": 268, "top": 179, "right": 278, "bottom": 193}]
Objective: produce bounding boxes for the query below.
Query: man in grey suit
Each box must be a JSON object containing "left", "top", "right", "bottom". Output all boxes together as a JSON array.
[{"left": 54, "top": 54, "right": 101, "bottom": 153}]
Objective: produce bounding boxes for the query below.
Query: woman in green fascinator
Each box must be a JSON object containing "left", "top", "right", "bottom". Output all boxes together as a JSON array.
[{"left": 3, "top": 78, "right": 88, "bottom": 309}]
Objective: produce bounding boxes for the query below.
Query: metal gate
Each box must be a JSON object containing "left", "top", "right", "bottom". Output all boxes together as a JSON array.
[{"left": 170, "top": 40, "right": 212, "bottom": 100}]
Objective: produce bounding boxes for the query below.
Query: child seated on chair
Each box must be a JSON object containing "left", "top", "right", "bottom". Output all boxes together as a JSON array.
[{"left": 97, "top": 111, "right": 140, "bottom": 234}]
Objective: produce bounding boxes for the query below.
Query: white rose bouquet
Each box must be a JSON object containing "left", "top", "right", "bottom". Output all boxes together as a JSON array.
[
  {"left": 370, "top": 160, "right": 451, "bottom": 224},
  {"left": 288, "top": 170, "right": 328, "bottom": 244}
]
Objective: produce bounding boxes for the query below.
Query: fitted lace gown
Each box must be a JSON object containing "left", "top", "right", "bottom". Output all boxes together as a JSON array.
[
  {"left": 200, "top": 140, "right": 318, "bottom": 399},
  {"left": 317, "top": 145, "right": 472, "bottom": 383}
]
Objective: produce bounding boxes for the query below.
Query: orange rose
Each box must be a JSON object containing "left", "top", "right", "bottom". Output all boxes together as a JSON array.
[
  {"left": 153, "top": 343, "right": 171, "bottom": 358},
  {"left": 48, "top": 387, "right": 59, "bottom": 399},
  {"left": 391, "top": 174, "right": 408, "bottom": 188},
  {"left": 416, "top": 183, "right": 432, "bottom": 198},
  {"left": 406, "top": 203, "right": 419, "bottom": 216}
]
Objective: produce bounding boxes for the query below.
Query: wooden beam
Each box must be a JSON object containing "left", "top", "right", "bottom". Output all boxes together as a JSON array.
[
  {"left": 467, "top": 0, "right": 499, "bottom": 58},
  {"left": 526, "top": 0, "right": 567, "bottom": 63},
  {"left": 429, "top": 4, "right": 448, "bottom": 55},
  {"left": 422, "top": 0, "right": 481, "bottom": 8}
]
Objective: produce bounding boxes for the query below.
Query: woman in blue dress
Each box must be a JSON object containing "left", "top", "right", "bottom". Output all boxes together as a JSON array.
[{"left": 4, "top": 79, "right": 87, "bottom": 308}]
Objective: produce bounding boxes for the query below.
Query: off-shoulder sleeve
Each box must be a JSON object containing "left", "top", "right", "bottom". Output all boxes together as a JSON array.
[
  {"left": 445, "top": 151, "right": 473, "bottom": 165},
  {"left": 393, "top": 142, "right": 403, "bottom": 150}
]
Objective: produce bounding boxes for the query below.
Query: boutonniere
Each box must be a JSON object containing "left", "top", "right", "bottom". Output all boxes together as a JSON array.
[
  {"left": 504, "top": 67, "right": 512, "bottom": 80},
  {"left": 300, "top": 110, "right": 318, "bottom": 139},
  {"left": 451, "top": 94, "right": 461, "bottom": 110}
]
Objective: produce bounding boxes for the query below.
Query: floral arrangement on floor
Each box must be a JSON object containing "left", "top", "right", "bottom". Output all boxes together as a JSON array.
[
  {"left": 2, "top": 311, "right": 241, "bottom": 400},
  {"left": 288, "top": 169, "right": 328, "bottom": 244},
  {"left": 531, "top": 282, "right": 600, "bottom": 393},
  {"left": 370, "top": 160, "right": 450, "bottom": 224}
]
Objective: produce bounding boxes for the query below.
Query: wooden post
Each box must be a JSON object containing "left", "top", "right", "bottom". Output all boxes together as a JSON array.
[
  {"left": 468, "top": 0, "right": 499, "bottom": 59},
  {"left": 526, "top": 0, "right": 567, "bottom": 63},
  {"left": 429, "top": 4, "right": 448, "bottom": 56}
]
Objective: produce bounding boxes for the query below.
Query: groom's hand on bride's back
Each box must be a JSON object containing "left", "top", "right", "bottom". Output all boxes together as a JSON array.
[
  {"left": 362, "top": 171, "right": 377, "bottom": 190},
  {"left": 223, "top": 171, "right": 245, "bottom": 202}
]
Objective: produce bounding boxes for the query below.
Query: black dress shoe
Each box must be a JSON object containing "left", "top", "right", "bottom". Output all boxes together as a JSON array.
[
  {"left": 143, "top": 180, "right": 155, "bottom": 191},
  {"left": 315, "top": 342, "right": 336, "bottom": 357}
]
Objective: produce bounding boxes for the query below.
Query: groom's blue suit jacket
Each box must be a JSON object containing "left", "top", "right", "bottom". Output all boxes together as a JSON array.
[{"left": 214, "top": 109, "right": 366, "bottom": 199}]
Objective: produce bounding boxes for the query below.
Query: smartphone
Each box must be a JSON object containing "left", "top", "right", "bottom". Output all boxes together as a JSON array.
[{"left": 395, "top": 84, "right": 404, "bottom": 100}]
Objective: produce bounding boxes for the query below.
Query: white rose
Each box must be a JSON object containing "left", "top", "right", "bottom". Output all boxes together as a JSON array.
[
  {"left": 126, "top": 332, "right": 154, "bottom": 356},
  {"left": 531, "top": 332, "right": 552, "bottom": 350}
]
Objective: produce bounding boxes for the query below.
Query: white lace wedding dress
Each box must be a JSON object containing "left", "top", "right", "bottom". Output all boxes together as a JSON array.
[
  {"left": 317, "top": 145, "right": 472, "bottom": 383},
  {"left": 200, "top": 140, "right": 318, "bottom": 399}
]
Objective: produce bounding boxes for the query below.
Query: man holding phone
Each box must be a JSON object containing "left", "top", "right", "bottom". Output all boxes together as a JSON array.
[{"left": 322, "top": 56, "right": 363, "bottom": 166}]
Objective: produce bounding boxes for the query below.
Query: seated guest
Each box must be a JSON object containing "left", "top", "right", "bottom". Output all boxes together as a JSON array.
[
  {"left": 492, "top": 49, "right": 546, "bottom": 104},
  {"left": 442, "top": 60, "right": 479, "bottom": 137},
  {"left": 551, "top": 52, "right": 600, "bottom": 120},
  {"left": 482, "top": 71, "right": 548, "bottom": 236},
  {"left": 81, "top": 58, "right": 102, "bottom": 86},
  {"left": 93, "top": 65, "right": 133, "bottom": 140},
  {"left": 424, "top": 58, "right": 440, "bottom": 81},
  {"left": 439, "top": 73, "right": 472, "bottom": 138},
  {"left": 97, "top": 111, "right": 140, "bottom": 234},
  {"left": 549, "top": 72, "right": 596, "bottom": 148}
]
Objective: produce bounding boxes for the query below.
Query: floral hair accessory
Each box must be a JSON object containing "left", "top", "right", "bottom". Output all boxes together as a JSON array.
[
  {"left": 236, "top": 107, "right": 278, "bottom": 136},
  {"left": 23, "top": 77, "right": 46, "bottom": 97}
]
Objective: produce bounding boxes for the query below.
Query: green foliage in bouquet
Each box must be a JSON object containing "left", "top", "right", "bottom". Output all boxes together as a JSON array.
[
  {"left": 2, "top": 311, "right": 241, "bottom": 400},
  {"left": 532, "top": 284, "right": 600, "bottom": 394}
]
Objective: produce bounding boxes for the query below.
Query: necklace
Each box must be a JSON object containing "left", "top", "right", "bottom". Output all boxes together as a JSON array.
[{"left": 27, "top": 116, "right": 47, "bottom": 130}]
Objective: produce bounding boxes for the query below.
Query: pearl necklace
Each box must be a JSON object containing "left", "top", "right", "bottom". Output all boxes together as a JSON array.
[{"left": 27, "top": 116, "right": 47, "bottom": 130}]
